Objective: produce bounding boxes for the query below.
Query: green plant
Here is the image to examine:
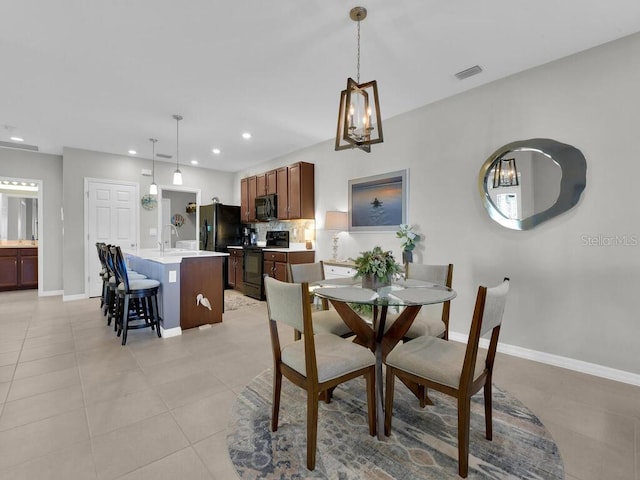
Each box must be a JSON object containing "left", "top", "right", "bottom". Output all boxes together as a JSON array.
[
  {"left": 396, "top": 224, "right": 420, "bottom": 252},
  {"left": 352, "top": 246, "right": 401, "bottom": 279}
]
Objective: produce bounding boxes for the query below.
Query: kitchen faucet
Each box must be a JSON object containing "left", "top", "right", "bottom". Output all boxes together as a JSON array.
[{"left": 158, "top": 224, "right": 179, "bottom": 255}]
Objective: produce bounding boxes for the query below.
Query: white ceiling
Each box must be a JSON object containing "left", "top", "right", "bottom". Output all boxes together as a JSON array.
[{"left": 1, "top": 1, "right": 640, "bottom": 172}]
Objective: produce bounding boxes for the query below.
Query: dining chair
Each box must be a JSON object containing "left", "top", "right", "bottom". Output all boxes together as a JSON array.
[
  {"left": 384, "top": 278, "right": 510, "bottom": 478},
  {"left": 385, "top": 263, "right": 453, "bottom": 340},
  {"left": 264, "top": 276, "right": 376, "bottom": 470},
  {"left": 288, "top": 262, "right": 354, "bottom": 340}
]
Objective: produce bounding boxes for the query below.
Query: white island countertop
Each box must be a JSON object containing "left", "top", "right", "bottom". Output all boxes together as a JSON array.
[
  {"left": 131, "top": 248, "right": 229, "bottom": 265},
  {"left": 227, "top": 244, "right": 314, "bottom": 253}
]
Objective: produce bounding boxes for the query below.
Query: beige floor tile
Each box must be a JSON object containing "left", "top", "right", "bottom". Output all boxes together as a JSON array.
[
  {"left": 18, "top": 340, "right": 75, "bottom": 363},
  {"left": 82, "top": 368, "right": 150, "bottom": 405},
  {"left": 0, "top": 339, "right": 23, "bottom": 355},
  {"left": 171, "top": 390, "right": 237, "bottom": 443},
  {"left": 193, "top": 430, "right": 236, "bottom": 478},
  {"left": 154, "top": 370, "right": 229, "bottom": 410},
  {"left": 86, "top": 388, "right": 168, "bottom": 436},
  {"left": 6, "top": 366, "right": 79, "bottom": 402},
  {"left": 0, "top": 408, "right": 89, "bottom": 471},
  {"left": 117, "top": 446, "right": 213, "bottom": 480},
  {"left": 636, "top": 420, "right": 639, "bottom": 480},
  {"left": 0, "top": 440, "right": 97, "bottom": 480},
  {"left": 0, "top": 381, "right": 9, "bottom": 404},
  {"left": 544, "top": 420, "right": 635, "bottom": 480},
  {"left": 91, "top": 412, "right": 189, "bottom": 480},
  {"left": 0, "top": 351, "right": 20, "bottom": 368},
  {"left": 13, "top": 352, "right": 77, "bottom": 380},
  {"left": 0, "top": 384, "right": 84, "bottom": 431},
  {"left": 0, "top": 365, "right": 14, "bottom": 383},
  {"left": 25, "top": 325, "right": 72, "bottom": 341}
]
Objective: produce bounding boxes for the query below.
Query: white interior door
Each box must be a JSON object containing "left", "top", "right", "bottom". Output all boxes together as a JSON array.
[{"left": 87, "top": 180, "right": 138, "bottom": 297}]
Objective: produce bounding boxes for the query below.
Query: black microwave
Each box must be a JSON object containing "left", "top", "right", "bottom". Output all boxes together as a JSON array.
[{"left": 255, "top": 194, "right": 277, "bottom": 221}]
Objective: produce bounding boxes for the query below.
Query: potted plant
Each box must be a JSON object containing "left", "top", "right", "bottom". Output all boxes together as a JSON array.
[
  {"left": 352, "top": 246, "right": 400, "bottom": 290},
  {"left": 396, "top": 224, "right": 420, "bottom": 264}
]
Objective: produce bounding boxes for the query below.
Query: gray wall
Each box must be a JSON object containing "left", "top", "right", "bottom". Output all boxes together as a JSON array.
[
  {"left": 235, "top": 31, "right": 640, "bottom": 375},
  {"left": 0, "top": 149, "right": 63, "bottom": 292},
  {"left": 62, "top": 147, "right": 236, "bottom": 296}
]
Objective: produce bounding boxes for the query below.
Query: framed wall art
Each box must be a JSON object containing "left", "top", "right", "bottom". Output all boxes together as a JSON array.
[{"left": 348, "top": 169, "right": 408, "bottom": 232}]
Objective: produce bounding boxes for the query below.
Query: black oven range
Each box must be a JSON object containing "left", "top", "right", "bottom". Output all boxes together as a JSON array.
[{"left": 243, "top": 231, "right": 289, "bottom": 300}]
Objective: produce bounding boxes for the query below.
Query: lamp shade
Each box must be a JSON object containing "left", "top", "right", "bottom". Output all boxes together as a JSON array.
[{"left": 325, "top": 211, "right": 348, "bottom": 231}]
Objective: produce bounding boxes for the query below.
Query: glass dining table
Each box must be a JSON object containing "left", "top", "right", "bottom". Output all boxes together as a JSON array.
[{"left": 312, "top": 277, "right": 457, "bottom": 440}]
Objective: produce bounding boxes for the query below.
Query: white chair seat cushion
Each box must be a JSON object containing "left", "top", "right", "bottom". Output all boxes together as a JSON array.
[
  {"left": 311, "top": 310, "right": 353, "bottom": 337},
  {"left": 109, "top": 273, "right": 147, "bottom": 284},
  {"left": 385, "top": 336, "right": 485, "bottom": 389},
  {"left": 384, "top": 312, "right": 445, "bottom": 338},
  {"left": 282, "top": 334, "right": 375, "bottom": 383},
  {"left": 117, "top": 279, "right": 160, "bottom": 291}
]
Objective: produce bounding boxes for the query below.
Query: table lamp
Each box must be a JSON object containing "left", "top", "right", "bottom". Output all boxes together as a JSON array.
[
  {"left": 325, "top": 211, "right": 348, "bottom": 260},
  {"left": 304, "top": 229, "right": 314, "bottom": 249}
]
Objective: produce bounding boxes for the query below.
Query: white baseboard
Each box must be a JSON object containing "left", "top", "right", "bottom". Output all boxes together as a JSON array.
[
  {"left": 39, "top": 289, "right": 63, "bottom": 297},
  {"left": 160, "top": 326, "right": 182, "bottom": 338},
  {"left": 62, "top": 293, "right": 89, "bottom": 302},
  {"left": 448, "top": 331, "right": 640, "bottom": 387}
]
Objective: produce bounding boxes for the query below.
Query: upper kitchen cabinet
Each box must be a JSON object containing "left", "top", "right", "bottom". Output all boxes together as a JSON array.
[
  {"left": 241, "top": 176, "right": 259, "bottom": 223},
  {"left": 277, "top": 162, "right": 315, "bottom": 220},
  {"left": 256, "top": 169, "right": 278, "bottom": 196}
]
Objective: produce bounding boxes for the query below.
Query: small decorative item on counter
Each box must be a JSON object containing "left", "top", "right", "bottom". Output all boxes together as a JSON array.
[
  {"left": 171, "top": 213, "right": 185, "bottom": 228},
  {"left": 352, "top": 246, "right": 400, "bottom": 290},
  {"left": 186, "top": 202, "right": 197, "bottom": 214},
  {"left": 396, "top": 223, "right": 420, "bottom": 264}
]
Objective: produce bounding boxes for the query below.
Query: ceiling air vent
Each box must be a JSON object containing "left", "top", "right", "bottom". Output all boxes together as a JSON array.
[
  {"left": 455, "top": 65, "right": 483, "bottom": 80},
  {"left": 0, "top": 141, "right": 39, "bottom": 152},
  {"left": 156, "top": 153, "right": 173, "bottom": 159}
]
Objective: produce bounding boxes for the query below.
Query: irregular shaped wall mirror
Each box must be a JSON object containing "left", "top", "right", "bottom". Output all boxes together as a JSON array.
[{"left": 479, "top": 138, "right": 586, "bottom": 230}]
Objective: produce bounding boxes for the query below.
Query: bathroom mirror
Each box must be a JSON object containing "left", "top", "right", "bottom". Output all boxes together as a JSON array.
[{"left": 478, "top": 138, "right": 586, "bottom": 230}]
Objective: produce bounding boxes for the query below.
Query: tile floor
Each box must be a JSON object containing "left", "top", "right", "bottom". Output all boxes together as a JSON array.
[{"left": 0, "top": 289, "right": 638, "bottom": 479}]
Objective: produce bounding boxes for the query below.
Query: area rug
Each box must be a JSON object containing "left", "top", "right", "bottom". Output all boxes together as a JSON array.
[
  {"left": 227, "top": 370, "right": 563, "bottom": 479},
  {"left": 224, "top": 290, "right": 263, "bottom": 311}
]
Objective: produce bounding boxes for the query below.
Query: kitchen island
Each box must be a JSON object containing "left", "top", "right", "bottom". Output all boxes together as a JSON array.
[{"left": 126, "top": 249, "right": 228, "bottom": 336}]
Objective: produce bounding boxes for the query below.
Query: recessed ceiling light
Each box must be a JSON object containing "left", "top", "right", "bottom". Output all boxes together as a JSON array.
[
  {"left": 242, "top": 132, "right": 252, "bottom": 140},
  {"left": 10, "top": 136, "right": 24, "bottom": 142},
  {"left": 30, "top": 183, "right": 36, "bottom": 186},
  {"left": 212, "top": 148, "right": 221, "bottom": 155},
  {"left": 128, "top": 149, "right": 137, "bottom": 155},
  {"left": 11, "top": 181, "right": 18, "bottom": 185},
  {"left": 190, "top": 160, "right": 199, "bottom": 165}
]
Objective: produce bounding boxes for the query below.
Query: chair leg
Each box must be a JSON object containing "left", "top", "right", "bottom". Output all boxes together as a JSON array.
[
  {"left": 458, "top": 396, "right": 471, "bottom": 478},
  {"left": 271, "top": 368, "right": 282, "bottom": 432},
  {"left": 365, "top": 369, "right": 376, "bottom": 437},
  {"left": 384, "top": 367, "right": 395, "bottom": 436},
  {"left": 152, "top": 294, "right": 161, "bottom": 338},
  {"left": 306, "top": 387, "right": 319, "bottom": 470},
  {"left": 121, "top": 295, "right": 130, "bottom": 345},
  {"left": 484, "top": 380, "right": 493, "bottom": 440}
]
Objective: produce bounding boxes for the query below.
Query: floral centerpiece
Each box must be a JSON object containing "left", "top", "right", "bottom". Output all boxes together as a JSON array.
[
  {"left": 396, "top": 224, "right": 420, "bottom": 263},
  {"left": 352, "top": 246, "right": 400, "bottom": 290}
]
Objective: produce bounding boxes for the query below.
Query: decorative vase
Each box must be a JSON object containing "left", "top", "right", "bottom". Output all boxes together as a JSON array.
[
  {"left": 402, "top": 250, "right": 413, "bottom": 264},
  {"left": 361, "top": 273, "right": 392, "bottom": 290}
]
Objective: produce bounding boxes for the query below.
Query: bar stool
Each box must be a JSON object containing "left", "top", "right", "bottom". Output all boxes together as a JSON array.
[
  {"left": 102, "top": 244, "right": 147, "bottom": 327},
  {"left": 110, "top": 246, "right": 161, "bottom": 345}
]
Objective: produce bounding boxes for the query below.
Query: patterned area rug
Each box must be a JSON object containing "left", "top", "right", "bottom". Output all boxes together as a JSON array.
[
  {"left": 227, "top": 370, "right": 564, "bottom": 479},
  {"left": 224, "top": 290, "right": 263, "bottom": 311}
]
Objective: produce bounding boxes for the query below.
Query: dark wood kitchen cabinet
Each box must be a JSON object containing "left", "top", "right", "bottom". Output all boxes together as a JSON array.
[
  {"left": 276, "top": 162, "right": 314, "bottom": 220},
  {"left": 241, "top": 176, "right": 259, "bottom": 223},
  {"left": 263, "top": 250, "right": 315, "bottom": 283},
  {"left": 256, "top": 169, "right": 277, "bottom": 196},
  {"left": 227, "top": 248, "right": 244, "bottom": 292},
  {"left": 0, "top": 247, "right": 38, "bottom": 291}
]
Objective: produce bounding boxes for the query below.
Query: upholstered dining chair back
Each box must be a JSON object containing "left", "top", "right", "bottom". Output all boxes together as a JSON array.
[
  {"left": 384, "top": 277, "right": 510, "bottom": 478},
  {"left": 264, "top": 275, "right": 306, "bottom": 333},
  {"left": 288, "top": 262, "right": 325, "bottom": 284},
  {"left": 263, "top": 275, "right": 376, "bottom": 470}
]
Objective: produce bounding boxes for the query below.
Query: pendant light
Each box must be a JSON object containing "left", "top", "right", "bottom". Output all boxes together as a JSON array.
[
  {"left": 172, "top": 114, "right": 183, "bottom": 185},
  {"left": 149, "top": 138, "right": 158, "bottom": 195},
  {"left": 493, "top": 157, "right": 519, "bottom": 188},
  {"left": 335, "top": 6, "right": 383, "bottom": 153}
]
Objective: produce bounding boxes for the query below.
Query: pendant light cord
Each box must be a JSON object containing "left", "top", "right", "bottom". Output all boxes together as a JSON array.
[{"left": 356, "top": 19, "right": 361, "bottom": 83}]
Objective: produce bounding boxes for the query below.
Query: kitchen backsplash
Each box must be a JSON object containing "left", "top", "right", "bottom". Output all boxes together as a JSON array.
[{"left": 250, "top": 219, "right": 315, "bottom": 244}]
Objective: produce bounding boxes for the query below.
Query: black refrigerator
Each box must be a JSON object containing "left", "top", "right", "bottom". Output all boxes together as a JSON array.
[{"left": 199, "top": 203, "right": 242, "bottom": 288}]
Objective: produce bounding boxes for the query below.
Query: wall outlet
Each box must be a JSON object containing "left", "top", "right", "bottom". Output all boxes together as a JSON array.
[
  {"left": 169, "top": 270, "right": 177, "bottom": 283},
  {"left": 149, "top": 227, "right": 157, "bottom": 236}
]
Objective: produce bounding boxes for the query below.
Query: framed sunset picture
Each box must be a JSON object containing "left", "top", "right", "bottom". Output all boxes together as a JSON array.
[{"left": 348, "top": 169, "right": 408, "bottom": 232}]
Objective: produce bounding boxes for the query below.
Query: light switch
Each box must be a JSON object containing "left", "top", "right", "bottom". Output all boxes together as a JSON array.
[{"left": 169, "top": 270, "right": 177, "bottom": 283}]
